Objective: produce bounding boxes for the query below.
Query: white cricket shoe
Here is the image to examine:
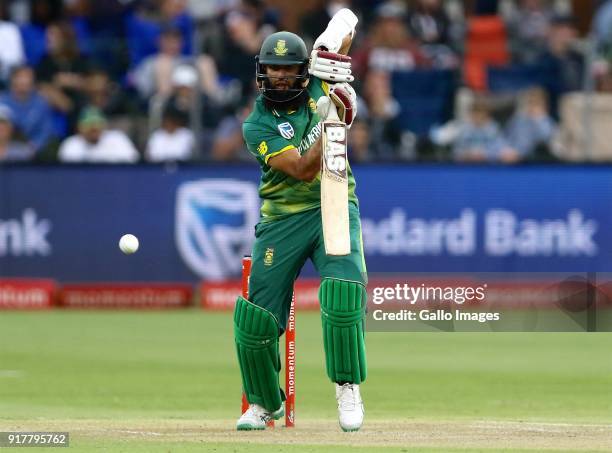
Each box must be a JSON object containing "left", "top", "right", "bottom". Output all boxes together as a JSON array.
[
  {"left": 335, "top": 383, "right": 364, "bottom": 432},
  {"left": 236, "top": 403, "right": 284, "bottom": 431}
]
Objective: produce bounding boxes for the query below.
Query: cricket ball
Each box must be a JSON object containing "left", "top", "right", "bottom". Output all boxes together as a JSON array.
[{"left": 119, "top": 234, "right": 139, "bottom": 254}]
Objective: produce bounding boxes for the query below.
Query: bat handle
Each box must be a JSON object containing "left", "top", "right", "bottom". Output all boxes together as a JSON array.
[{"left": 326, "top": 100, "right": 341, "bottom": 122}]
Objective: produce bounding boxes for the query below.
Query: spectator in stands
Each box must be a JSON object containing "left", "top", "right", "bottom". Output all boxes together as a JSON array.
[
  {"left": 592, "top": 0, "right": 612, "bottom": 91},
  {"left": 64, "top": 0, "right": 136, "bottom": 80},
  {"left": 81, "top": 69, "right": 136, "bottom": 131},
  {"left": 505, "top": 87, "right": 556, "bottom": 158},
  {"left": 125, "top": 0, "right": 193, "bottom": 68},
  {"left": 361, "top": 69, "right": 402, "bottom": 159},
  {"left": 36, "top": 21, "right": 91, "bottom": 130},
  {"left": 507, "top": 0, "right": 554, "bottom": 64},
  {"left": 133, "top": 26, "right": 224, "bottom": 103},
  {"left": 209, "top": 8, "right": 266, "bottom": 103},
  {"left": 163, "top": 64, "right": 223, "bottom": 132},
  {"left": 352, "top": 1, "right": 430, "bottom": 77},
  {"left": 0, "top": 4, "right": 25, "bottom": 84},
  {"left": 0, "top": 104, "right": 34, "bottom": 162},
  {"left": 408, "top": 0, "right": 459, "bottom": 69},
  {"left": 407, "top": 0, "right": 459, "bottom": 69},
  {"left": 407, "top": 0, "right": 451, "bottom": 45},
  {"left": 453, "top": 98, "right": 520, "bottom": 163},
  {"left": 593, "top": 0, "right": 612, "bottom": 51},
  {"left": 211, "top": 100, "right": 252, "bottom": 161},
  {"left": 537, "top": 15, "right": 584, "bottom": 115},
  {"left": 133, "top": 26, "right": 188, "bottom": 99},
  {"left": 146, "top": 105, "right": 195, "bottom": 162},
  {"left": 58, "top": 107, "right": 139, "bottom": 163},
  {"left": 20, "top": 0, "right": 63, "bottom": 66},
  {"left": 0, "top": 65, "right": 55, "bottom": 152}
]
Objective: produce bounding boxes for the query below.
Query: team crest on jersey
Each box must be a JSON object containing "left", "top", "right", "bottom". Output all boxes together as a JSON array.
[
  {"left": 308, "top": 98, "right": 317, "bottom": 113},
  {"left": 274, "top": 40, "right": 288, "bottom": 56},
  {"left": 264, "top": 248, "right": 274, "bottom": 266},
  {"left": 278, "top": 122, "right": 294, "bottom": 139}
]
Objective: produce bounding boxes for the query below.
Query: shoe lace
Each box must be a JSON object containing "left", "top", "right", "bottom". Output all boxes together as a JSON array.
[{"left": 338, "top": 384, "right": 357, "bottom": 410}]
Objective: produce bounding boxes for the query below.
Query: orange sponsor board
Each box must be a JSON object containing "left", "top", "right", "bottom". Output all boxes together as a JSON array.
[
  {"left": 59, "top": 283, "right": 193, "bottom": 309},
  {"left": 0, "top": 279, "right": 56, "bottom": 309},
  {"left": 201, "top": 279, "right": 320, "bottom": 310}
]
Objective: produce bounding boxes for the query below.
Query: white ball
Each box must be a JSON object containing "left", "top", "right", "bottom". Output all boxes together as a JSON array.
[{"left": 119, "top": 234, "right": 139, "bottom": 254}]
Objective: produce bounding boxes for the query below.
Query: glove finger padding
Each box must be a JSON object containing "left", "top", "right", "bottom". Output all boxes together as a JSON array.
[
  {"left": 329, "top": 82, "right": 357, "bottom": 127},
  {"left": 309, "top": 50, "right": 354, "bottom": 83}
]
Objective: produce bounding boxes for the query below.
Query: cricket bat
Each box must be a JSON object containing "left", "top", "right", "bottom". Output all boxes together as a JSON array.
[{"left": 319, "top": 97, "right": 350, "bottom": 256}]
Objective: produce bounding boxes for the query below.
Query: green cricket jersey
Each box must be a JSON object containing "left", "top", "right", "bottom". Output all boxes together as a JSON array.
[{"left": 243, "top": 76, "right": 357, "bottom": 222}]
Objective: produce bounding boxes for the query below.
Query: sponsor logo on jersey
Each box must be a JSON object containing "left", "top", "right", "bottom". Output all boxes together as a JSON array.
[
  {"left": 278, "top": 122, "right": 294, "bottom": 139},
  {"left": 175, "top": 180, "right": 259, "bottom": 280},
  {"left": 257, "top": 141, "right": 268, "bottom": 155},
  {"left": 264, "top": 248, "right": 274, "bottom": 266},
  {"left": 297, "top": 122, "right": 322, "bottom": 153},
  {"left": 274, "top": 40, "right": 288, "bottom": 56}
]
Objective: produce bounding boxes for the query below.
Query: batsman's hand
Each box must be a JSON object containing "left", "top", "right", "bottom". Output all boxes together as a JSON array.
[
  {"left": 329, "top": 82, "right": 357, "bottom": 127},
  {"left": 313, "top": 8, "right": 358, "bottom": 53},
  {"left": 309, "top": 50, "right": 354, "bottom": 83}
]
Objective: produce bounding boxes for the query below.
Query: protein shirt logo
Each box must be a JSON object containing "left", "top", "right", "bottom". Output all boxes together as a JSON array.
[{"left": 278, "top": 122, "right": 294, "bottom": 139}]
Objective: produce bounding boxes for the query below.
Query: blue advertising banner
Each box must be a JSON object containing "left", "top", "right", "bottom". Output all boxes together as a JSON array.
[{"left": 0, "top": 164, "right": 611, "bottom": 282}]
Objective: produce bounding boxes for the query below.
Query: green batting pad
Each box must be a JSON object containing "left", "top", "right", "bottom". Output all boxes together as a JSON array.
[
  {"left": 234, "top": 296, "right": 284, "bottom": 411},
  {"left": 319, "top": 278, "right": 367, "bottom": 384}
]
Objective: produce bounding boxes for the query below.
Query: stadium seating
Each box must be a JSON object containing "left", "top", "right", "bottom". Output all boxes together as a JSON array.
[
  {"left": 463, "top": 16, "right": 510, "bottom": 90},
  {"left": 391, "top": 69, "right": 456, "bottom": 136},
  {"left": 487, "top": 64, "right": 556, "bottom": 93}
]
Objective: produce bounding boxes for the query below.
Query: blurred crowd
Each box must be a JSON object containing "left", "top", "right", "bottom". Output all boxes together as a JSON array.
[{"left": 0, "top": 0, "right": 611, "bottom": 164}]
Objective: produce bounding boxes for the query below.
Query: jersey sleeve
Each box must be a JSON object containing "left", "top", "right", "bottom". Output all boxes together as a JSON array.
[
  {"left": 243, "top": 121, "right": 296, "bottom": 165},
  {"left": 307, "top": 76, "right": 330, "bottom": 102}
]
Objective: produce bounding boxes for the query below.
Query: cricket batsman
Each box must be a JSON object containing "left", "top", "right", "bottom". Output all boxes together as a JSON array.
[{"left": 234, "top": 9, "right": 367, "bottom": 432}]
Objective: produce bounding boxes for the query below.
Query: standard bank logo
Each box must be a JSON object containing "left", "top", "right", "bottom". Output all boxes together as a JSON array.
[
  {"left": 175, "top": 180, "right": 259, "bottom": 280},
  {"left": 278, "top": 122, "right": 294, "bottom": 139}
]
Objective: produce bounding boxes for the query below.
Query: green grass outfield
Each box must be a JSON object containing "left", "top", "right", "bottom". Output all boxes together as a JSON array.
[{"left": 0, "top": 310, "right": 610, "bottom": 452}]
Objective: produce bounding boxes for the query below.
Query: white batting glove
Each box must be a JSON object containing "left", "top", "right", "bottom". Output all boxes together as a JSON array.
[
  {"left": 316, "top": 83, "right": 357, "bottom": 128},
  {"left": 309, "top": 50, "right": 354, "bottom": 83},
  {"left": 313, "top": 8, "right": 358, "bottom": 53},
  {"left": 329, "top": 82, "right": 357, "bottom": 127}
]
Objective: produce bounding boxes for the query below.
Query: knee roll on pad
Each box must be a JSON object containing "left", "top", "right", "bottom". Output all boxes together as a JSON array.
[
  {"left": 319, "top": 278, "right": 367, "bottom": 384},
  {"left": 234, "top": 296, "right": 284, "bottom": 411}
]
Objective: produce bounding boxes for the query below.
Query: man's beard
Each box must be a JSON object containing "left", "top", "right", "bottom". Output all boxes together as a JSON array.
[{"left": 263, "top": 87, "right": 309, "bottom": 112}]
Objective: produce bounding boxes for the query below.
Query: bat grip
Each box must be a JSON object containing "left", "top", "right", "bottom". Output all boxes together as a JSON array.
[{"left": 326, "top": 99, "right": 341, "bottom": 122}]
